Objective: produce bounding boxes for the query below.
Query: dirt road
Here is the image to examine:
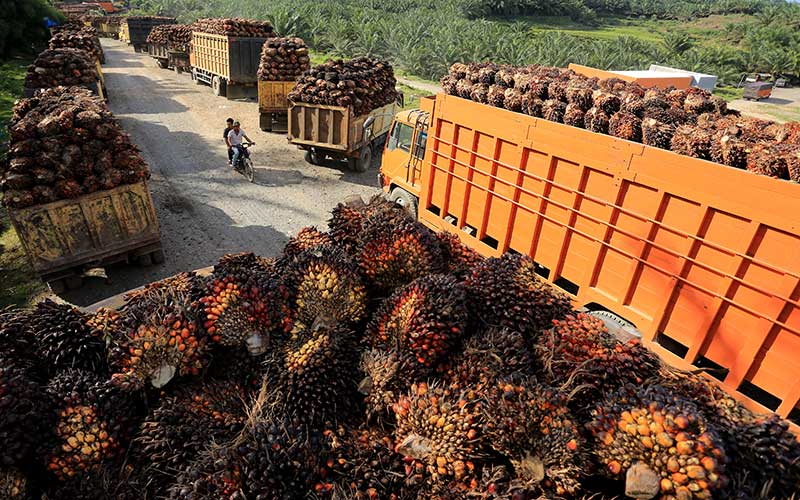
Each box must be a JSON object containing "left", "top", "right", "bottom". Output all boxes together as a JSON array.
[
  {"left": 730, "top": 86, "right": 800, "bottom": 123},
  {"left": 63, "top": 39, "right": 380, "bottom": 306}
]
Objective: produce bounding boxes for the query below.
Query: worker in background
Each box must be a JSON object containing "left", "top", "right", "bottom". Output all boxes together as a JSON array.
[
  {"left": 224, "top": 118, "right": 234, "bottom": 165},
  {"left": 228, "top": 122, "right": 254, "bottom": 168}
]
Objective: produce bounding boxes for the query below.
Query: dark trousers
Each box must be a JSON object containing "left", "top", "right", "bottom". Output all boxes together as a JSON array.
[{"left": 227, "top": 147, "right": 234, "bottom": 163}]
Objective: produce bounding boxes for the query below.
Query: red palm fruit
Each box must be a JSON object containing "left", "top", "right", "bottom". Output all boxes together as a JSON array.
[
  {"left": 283, "top": 226, "right": 334, "bottom": 257},
  {"left": 435, "top": 231, "right": 483, "bottom": 278}
]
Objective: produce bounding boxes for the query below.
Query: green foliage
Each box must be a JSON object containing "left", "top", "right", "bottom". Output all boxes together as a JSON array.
[
  {"left": 0, "top": 0, "right": 64, "bottom": 58},
  {"left": 127, "top": 0, "right": 799, "bottom": 86}
]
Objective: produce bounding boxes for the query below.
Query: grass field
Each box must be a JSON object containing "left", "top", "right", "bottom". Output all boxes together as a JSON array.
[{"left": 0, "top": 57, "right": 46, "bottom": 307}]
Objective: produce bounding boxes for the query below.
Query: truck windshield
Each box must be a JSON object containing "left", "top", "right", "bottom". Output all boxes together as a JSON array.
[{"left": 389, "top": 123, "right": 414, "bottom": 152}]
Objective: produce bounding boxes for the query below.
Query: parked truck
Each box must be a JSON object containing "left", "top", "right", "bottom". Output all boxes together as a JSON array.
[
  {"left": 190, "top": 32, "right": 267, "bottom": 99},
  {"left": 379, "top": 93, "right": 800, "bottom": 433},
  {"left": 8, "top": 180, "right": 163, "bottom": 293},
  {"left": 258, "top": 81, "right": 295, "bottom": 133},
  {"left": 288, "top": 97, "right": 402, "bottom": 172},
  {"left": 148, "top": 43, "right": 190, "bottom": 73},
  {"left": 123, "top": 16, "right": 176, "bottom": 53}
]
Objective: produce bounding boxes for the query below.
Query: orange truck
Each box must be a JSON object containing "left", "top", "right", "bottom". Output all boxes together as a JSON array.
[{"left": 378, "top": 93, "right": 800, "bottom": 432}]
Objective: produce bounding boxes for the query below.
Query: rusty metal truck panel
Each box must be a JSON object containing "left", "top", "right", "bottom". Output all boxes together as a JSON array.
[
  {"left": 258, "top": 80, "right": 295, "bottom": 113},
  {"left": 288, "top": 101, "right": 397, "bottom": 153}
]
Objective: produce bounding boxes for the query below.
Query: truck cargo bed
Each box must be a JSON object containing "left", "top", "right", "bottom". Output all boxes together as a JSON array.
[
  {"left": 190, "top": 32, "right": 267, "bottom": 84},
  {"left": 414, "top": 94, "right": 800, "bottom": 429},
  {"left": 288, "top": 101, "right": 396, "bottom": 154}
]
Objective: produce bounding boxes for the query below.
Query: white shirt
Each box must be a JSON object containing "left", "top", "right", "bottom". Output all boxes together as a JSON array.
[{"left": 228, "top": 128, "right": 246, "bottom": 146}]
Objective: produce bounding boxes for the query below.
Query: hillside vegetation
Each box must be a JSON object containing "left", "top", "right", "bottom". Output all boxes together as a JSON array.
[
  {"left": 129, "top": 0, "right": 800, "bottom": 86},
  {"left": 0, "top": 0, "right": 63, "bottom": 58}
]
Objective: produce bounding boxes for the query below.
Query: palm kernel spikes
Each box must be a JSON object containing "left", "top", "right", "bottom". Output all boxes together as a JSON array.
[
  {"left": 284, "top": 245, "right": 367, "bottom": 334},
  {"left": 480, "top": 379, "right": 584, "bottom": 496},
  {"left": 131, "top": 380, "right": 248, "bottom": 494},
  {"left": 28, "top": 300, "right": 108, "bottom": 376},
  {"left": 44, "top": 370, "right": 139, "bottom": 482},
  {"left": 366, "top": 274, "right": 467, "bottom": 368},
  {"left": 357, "top": 218, "right": 444, "bottom": 292},
  {"left": 0, "top": 468, "right": 27, "bottom": 499},
  {"left": 264, "top": 324, "right": 360, "bottom": 425},
  {"left": 464, "top": 253, "right": 571, "bottom": 336},
  {"left": 360, "top": 347, "right": 431, "bottom": 421},
  {"left": 609, "top": 111, "right": 643, "bottom": 142},
  {"left": 445, "top": 327, "right": 534, "bottom": 392},
  {"left": 283, "top": 226, "right": 334, "bottom": 257},
  {"left": 328, "top": 195, "right": 412, "bottom": 255},
  {"left": 0, "top": 354, "right": 48, "bottom": 466},
  {"left": 642, "top": 118, "right": 676, "bottom": 150},
  {"left": 589, "top": 385, "right": 728, "bottom": 500},
  {"left": 393, "top": 382, "right": 484, "bottom": 481},
  {"left": 536, "top": 313, "right": 660, "bottom": 402},
  {"left": 671, "top": 125, "right": 713, "bottom": 159},
  {"left": 584, "top": 106, "right": 610, "bottom": 134},
  {"left": 435, "top": 231, "right": 483, "bottom": 278}
]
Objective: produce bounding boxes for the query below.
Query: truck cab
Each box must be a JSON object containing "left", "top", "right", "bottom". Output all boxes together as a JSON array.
[{"left": 378, "top": 97, "right": 434, "bottom": 219}]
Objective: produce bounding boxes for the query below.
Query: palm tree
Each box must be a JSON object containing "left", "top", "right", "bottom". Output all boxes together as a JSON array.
[{"left": 662, "top": 32, "right": 694, "bottom": 55}]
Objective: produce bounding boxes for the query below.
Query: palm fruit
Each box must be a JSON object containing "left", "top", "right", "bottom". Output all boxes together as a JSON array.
[
  {"left": 169, "top": 445, "right": 246, "bottom": 499},
  {"left": 477, "top": 64, "right": 498, "bottom": 85},
  {"left": 480, "top": 378, "right": 584, "bottom": 496},
  {"left": 359, "top": 347, "right": 429, "bottom": 422},
  {"left": 563, "top": 103, "right": 586, "bottom": 128},
  {"left": 593, "top": 91, "right": 621, "bottom": 115},
  {"left": 0, "top": 468, "right": 28, "bottom": 499},
  {"left": 321, "top": 426, "right": 412, "bottom": 499},
  {"left": 667, "top": 106, "right": 691, "bottom": 125},
  {"left": 28, "top": 300, "right": 108, "bottom": 376},
  {"left": 356, "top": 217, "right": 444, "bottom": 293},
  {"left": 366, "top": 274, "right": 467, "bottom": 368},
  {"left": 445, "top": 327, "right": 534, "bottom": 392},
  {"left": 131, "top": 380, "right": 249, "bottom": 494},
  {"left": 622, "top": 95, "right": 646, "bottom": 118},
  {"left": 456, "top": 79, "right": 474, "bottom": 99},
  {"left": 85, "top": 307, "right": 122, "bottom": 340},
  {"left": 263, "top": 324, "right": 360, "bottom": 425},
  {"left": 584, "top": 106, "right": 610, "bottom": 134},
  {"left": 464, "top": 63, "right": 482, "bottom": 84},
  {"left": 392, "top": 382, "right": 483, "bottom": 481},
  {"left": 547, "top": 79, "right": 568, "bottom": 102},
  {"left": 747, "top": 142, "right": 798, "bottom": 180},
  {"left": 206, "top": 345, "right": 266, "bottom": 389},
  {"left": 683, "top": 92, "right": 714, "bottom": 115},
  {"left": 642, "top": 118, "right": 676, "bottom": 149},
  {"left": 0, "top": 354, "right": 48, "bottom": 466},
  {"left": 283, "top": 226, "right": 334, "bottom": 257},
  {"left": 43, "top": 370, "right": 140, "bottom": 483},
  {"left": 609, "top": 111, "right": 643, "bottom": 142},
  {"left": 435, "top": 231, "right": 483, "bottom": 278},
  {"left": 670, "top": 125, "right": 712, "bottom": 159},
  {"left": 469, "top": 83, "right": 490, "bottom": 104},
  {"left": 710, "top": 130, "right": 748, "bottom": 169},
  {"left": 503, "top": 88, "right": 523, "bottom": 112},
  {"left": 666, "top": 89, "right": 688, "bottom": 109},
  {"left": 449, "top": 63, "right": 468, "bottom": 81},
  {"left": 0, "top": 308, "right": 37, "bottom": 369},
  {"left": 589, "top": 385, "right": 727, "bottom": 500},
  {"left": 110, "top": 283, "right": 207, "bottom": 390},
  {"left": 513, "top": 68, "right": 533, "bottom": 93},
  {"left": 542, "top": 99, "right": 566, "bottom": 123},
  {"left": 536, "top": 313, "right": 660, "bottom": 406},
  {"left": 528, "top": 78, "right": 549, "bottom": 100},
  {"left": 522, "top": 94, "right": 544, "bottom": 117},
  {"left": 487, "top": 85, "right": 505, "bottom": 108},
  {"left": 440, "top": 75, "right": 458, "bottom": 96},
  {"left": 463, "top": 253, "right": 571, "bottom": 336},
  {"left": 328, "top": 195, "right": 411, "bottom": 255},
  {"left": 283, "top": 245, "right": 367, "bottom": 334},
  {"left": 566, "top": 83, "right": 594, "bottom": 111},
  {"left": 494, "top": 66, "right": 514, "bottom": 87}
]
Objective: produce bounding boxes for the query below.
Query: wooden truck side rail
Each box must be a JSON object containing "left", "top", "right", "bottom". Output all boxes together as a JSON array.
[
  {"left": 415, "top": 93, "right": 800, "bottom": 430},
  {"left": 148, "top": 43, "right": 169, "bottom": 60},
  {"left": 258, "top": 81, "right": 295, "bottom": 113},
  {"left": 8, "top": 180, "right": 161, "bottom": 279},
  {"left": 190, "top": 32, "right": 267, "bottom": 84},
  {"left": 288, "top": 101, "right": 396, "bottom": 154}
]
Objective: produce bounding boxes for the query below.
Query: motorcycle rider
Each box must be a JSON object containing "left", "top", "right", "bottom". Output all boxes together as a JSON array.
[
  {"left": 227, "top": 121, "right": 254, "bottom": 169},
  {"left": 223, "top": 117, "right": 234, "bottom": 165}
]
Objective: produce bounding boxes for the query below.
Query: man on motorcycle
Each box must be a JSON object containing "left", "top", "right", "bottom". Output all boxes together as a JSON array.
[
  {"left": 223, "top": 118, "right": 234, "bottom": 165},
  {"left": 227, "top": 121, "right": 254, "bottom": 169}
]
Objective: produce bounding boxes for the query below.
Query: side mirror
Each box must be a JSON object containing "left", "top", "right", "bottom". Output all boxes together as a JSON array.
[{"left": 363, "top": 116, "right": 375, "bottom": 130}]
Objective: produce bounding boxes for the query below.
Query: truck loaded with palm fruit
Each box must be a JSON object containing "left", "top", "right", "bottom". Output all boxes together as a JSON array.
[{"left": 379, "top": 62, "right": 800, "bottom": 436}]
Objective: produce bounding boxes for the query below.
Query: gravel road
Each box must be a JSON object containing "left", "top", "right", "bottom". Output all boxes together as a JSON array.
[{"left": 63, "top": 39, "right": 380, "bottom": 306}]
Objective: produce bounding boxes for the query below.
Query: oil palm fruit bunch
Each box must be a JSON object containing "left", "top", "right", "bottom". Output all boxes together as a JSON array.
[
  {"left": 366, "top": 274, "right": 468, "bottom": 368},
  {"left": 283, "top": 245, "right": 367, "bottom": 334},
  {"left": 503, "top": 88, "right": 523, "bottom": 112},
  {"left": 547, "top": 79, "right": 568, "bottom": 102},
  {"left": 593, "top": 91, "right": 621, "bottom": 115},
  {"left": 609, "top": 111, "right": 643, "bottom": 142},
  {"left": 43, "top": 370, "right": 140, "bottom": 483},
  {"left": 131, "top": 380, "right": 249, "bottom": 494},
  {"left": 435, "top": 231, "right": 483, "bottom": 278},
  {"left": 212, "top": 252, "right": 277, "bottom": 280},
  {"left": 747, "top": 142, "right": 798, "bottom": 180},
  {"left": 456, "top": 79, "right": 475, "bottom": 99},
  {"left": 328, "top": 195, "right": 411, "bottom": 254},
  {"left": 283, "top": 226, "right": 334, "bottom": 257},
  {"left": 463, "top": 253, "right": 571, "bottom": 336},
  {"left": 564, "top": 103, "right": 586, "bottom": 128},
  {"left": 542, "top": 99, "right": 566, "bottom": 123},
  {"left": 85, "top": 307, "right": 122, "bottom": 340},
  {"left": 710, "top": 129, "right": 749, "bottom": 170},
  {"left": 0, "top": 307, "right": 37, "bottom": 366},
  {"left": 584, "top": 106, "right": 610, "bottom": 134},
  {"left": 589, "top": 384, "right": 727, "bottom": 500},
  {"left": 522, "top": 94, "right": 544, "bottom": 117},
  {"left": 168, "top": 444, "right": 245, "bottom": 499},
  {"left": 393, "top": 382, "right": 484, "bottom": 482},
  {"left": 469, "top": 83, "right": 490, "bottom": 104},
  {"left": 356, "top": 217, "right": 444, "bottom": 293},
  {"left": 445, "top": 327, "right": 534, "bottom": 392},
  {"left": 28, "top": 300, "right": 108, "bottom": 376},
  {"left": 440, "top": 75, "right": 458, "bottom": 96},
  {"left": 263, "top": 324, "right": 360, "bottom": 425},
  {"left": 25, "top": 48, "right": 99, "bottom": 90},
  {"left": 480, "top": 378, "right": 584, "bottom": 496},
  {"left": 642, "top": 118, "right": 676, "bottom": 150},
  {"left": 193, "top": 17, "right": 275, "bottom": 37},
  {"left": 321, "top": 426, "right": 412, "bottom": 499},
  {"left": 536, "top": 313, "right": 660, "bottom": 405},
  {"left": 566, "top": 84, "right": 594, "bottom": 111},
  {"left": 359, "top": 347, "right": 433, "bottom": 422},
  {"left": 671, "top": 125, "right": 712, "bottom": 159},
  {"left": 0, "top": 354, "right": 48, "bottom": 466},
  {"left": 110, "top": 284, "right": 207, "bottom": 390},
  {"left": 0, "top": 468, "right": 28, "bottom": 499},
  {"left": 487, "top": 85, "right": 506, "bottom": 108}
]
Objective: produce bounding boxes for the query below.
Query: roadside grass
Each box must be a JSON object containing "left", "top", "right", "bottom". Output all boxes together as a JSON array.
[
  {"left": 714, "top": 86, "right": 744, "bottom": 102},
  {"left": 397, "top": 83, "right": 433, "bottom": 110},
  {"left": 0, "top": 57, "right": 46, "bottom": 307}
]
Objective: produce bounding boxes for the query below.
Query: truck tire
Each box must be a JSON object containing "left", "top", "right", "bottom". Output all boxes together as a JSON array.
[
  {"left": 260, "top": 113, "right": 273, "bottom": 132},
  {"left": 305, "top": 149, "right": 323, "bottom": 166},
  {"left": 212, "top": 76, "right": 227, "bottom": 97},
  {"left": 137, "top": 253, "right": 153, "bottom": 267},
  {"left": 157, "top": 58, "right": 168, "bottom": 69},
  {"left": 349, "top": 145, "right": 372, "bottom": 173},
  {"left": 390, "top": 187, "right": 418, "bottom": 220}
]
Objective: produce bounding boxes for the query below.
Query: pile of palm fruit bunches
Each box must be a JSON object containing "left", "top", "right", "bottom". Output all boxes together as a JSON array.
[
  {"left": 1, "top": 196, "right": 798, "bottom": 500},
  {"left": 0, "top": 86, "right": 150, "bottom": 209},
  {"left": 146, "top": 24, "right": 195, "bottom": 53},
  {"left": 441, "top": 63, "right": 800, "bottom": 183},
  {"left": 288, "top": 57, "right": 399, "bottom": 116},
  {"left": 24, "top": 48, "right": 99, "bottom": 91},
  {"left": 49, "top": 22, "right": 104, "bottom": 65},
  {"left": 257, "top": 37, "right": 311, "bottom": 82},
  {"left": 193, "top": 18, "right": 276, "bottom": 38}
]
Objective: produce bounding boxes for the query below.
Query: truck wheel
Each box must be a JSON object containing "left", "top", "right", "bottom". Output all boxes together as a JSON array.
[
  {"left": 349, "top": 145, "right": 372, "bottom": 173},
  {"left": 260, "top": 113, "right": 273, "bottom": 132},
  {"left": 212, "top": 76, "right": 227, "bottom": 97},
  {"left": 157, "top": 58, "right": 168, "bottom": 69},
  {"left": 390, "top": 187, "right": 418, "bottom": 220},
  {"left": 137, "top": 253, "right": 153, "bottom": 267},
  {"left": 305, "top": 149, "right": 322, "bottom": 166}
]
